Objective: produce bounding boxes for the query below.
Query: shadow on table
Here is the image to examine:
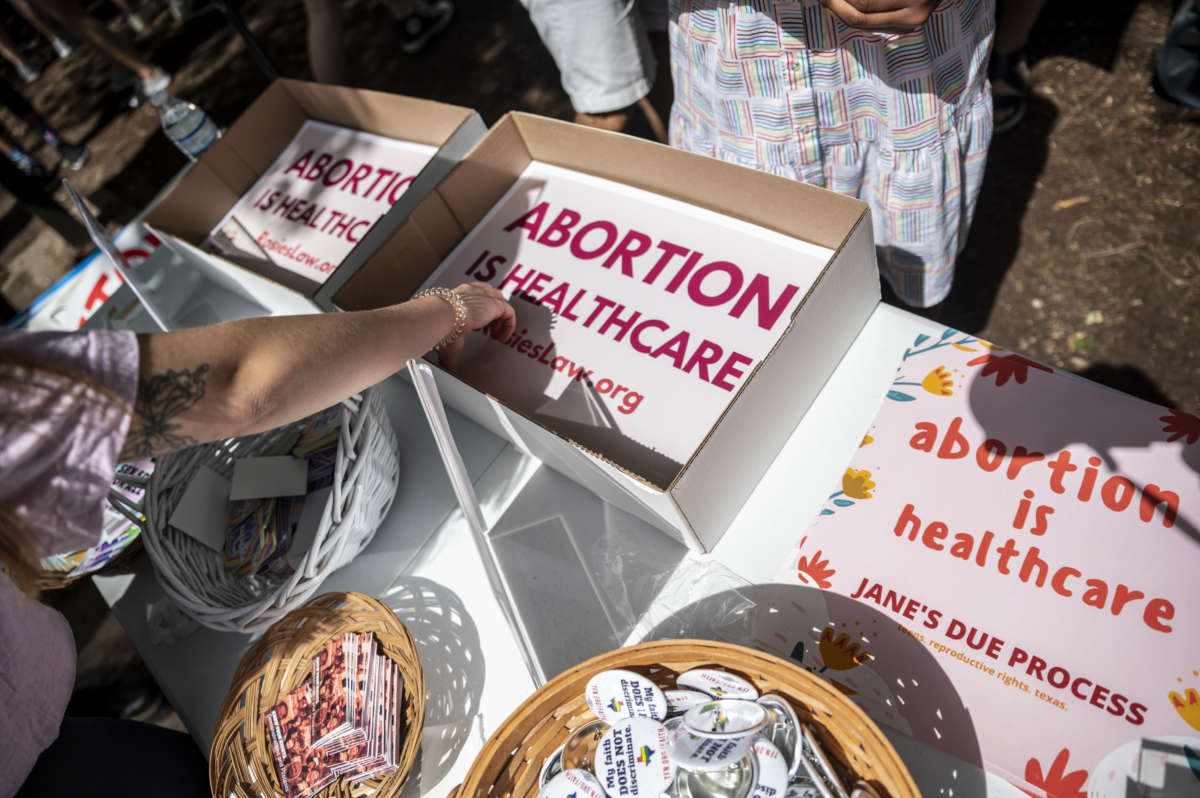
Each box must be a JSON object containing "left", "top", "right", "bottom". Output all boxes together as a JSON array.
[
  {"left": 912, "top": 94, "right": 1058, "bottom": 334},
  {"left": 637, "top": 582, "right": 986, "bottom": 796},
  {"left": 382, "top": 576, "right": 484, "bottom": 793},
  {"left": 964, "top": 347, "right": 1200, "bottom": 548},
  {"left": 487, "top": 462, "right": 688, "bottom": 679},
  {"left": 480, "top": 462, "right": 986, "bottom": 793}
]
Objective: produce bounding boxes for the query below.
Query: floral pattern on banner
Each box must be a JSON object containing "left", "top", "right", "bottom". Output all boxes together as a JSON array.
[
  {"left": 886, "top": 328, "right": 983, "bottom": 402},
  {"left": 820, "top": 468, "right": 877, "bottom": 516},
  {"left": 1171, "top": 670, "right": 1200, "bottom": 732},
  {"left": 1021, "top": 748, "right": 1088, "bottom": 798},
  {"left": 1161, "top": 409, "right": 1200, "bottom": 445},
  {"left": 888, "top": 328, "right": 1055, "bottom": 401},
  {"left": 967, "top": 353, "right": 1054, "bottom": 387},
  {"left": 784, "top": 322, "right": 1200, "bottom": 790},
  {"left": 817, "top": 626, "right": 873, "bottom": 672},
  {"left": 795, "top": 535, "right": 836, "bottom": 588}
]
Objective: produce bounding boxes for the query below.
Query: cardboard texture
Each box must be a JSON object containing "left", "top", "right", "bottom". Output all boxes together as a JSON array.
[
  {"left": 334, "top": 113, "right": 879, "bottom": 550},
  {"left": 145, "top": 79, "right": 483, "bottom": 298}
]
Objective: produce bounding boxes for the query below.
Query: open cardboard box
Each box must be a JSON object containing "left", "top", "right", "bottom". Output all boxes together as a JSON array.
[
  {"left": 331, "top": 112, "right": 880, "bottom": 551},
  {"left": 144, "top": 78, "right": 485, "bottom": 302}
]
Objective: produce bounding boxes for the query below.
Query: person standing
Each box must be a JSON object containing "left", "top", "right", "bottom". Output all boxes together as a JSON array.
[
  {"left": 522, "top": 0, "right": 667, "bottom": 139},
  {"left": 666, "top": 0, "right": 994, "bottom": 309},
  {"left": 303, "top": 0, "right": 455, "bottom": 85},
  {"left": 2, "top": 283, "right": 514, "bottom": 797},
  {"left": 8, "top": 0, "right": 170, "bottom": 98},
  {"left": 0, "top": 81, "right": 88, "bottom": 175}
]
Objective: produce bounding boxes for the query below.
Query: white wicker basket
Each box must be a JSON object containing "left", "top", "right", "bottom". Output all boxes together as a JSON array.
[{"left": 142, "top": 387, "right": 400, "bottom": 633}]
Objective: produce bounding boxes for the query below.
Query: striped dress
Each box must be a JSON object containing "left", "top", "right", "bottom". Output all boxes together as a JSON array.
[{"left": 668, "top": 0, "right": 994, "bottom": 307}]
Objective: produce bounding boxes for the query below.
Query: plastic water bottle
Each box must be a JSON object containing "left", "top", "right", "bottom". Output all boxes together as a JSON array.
[{"left": 152, "top": 92, "right": 220, "bottom": 160}]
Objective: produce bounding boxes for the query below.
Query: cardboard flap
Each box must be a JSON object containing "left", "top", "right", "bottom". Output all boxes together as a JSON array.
[
  {"left": 674, "top": 212, "right": 880, "bottom": 549},
  {"left": 511, "top": 112, "right": 865, "bottom": 250},
  {"left": 216, "top": 81, "right": 310, "bottom": 181},
  {"left": 144, "top": 160, "right": 242, "bottom": 243},
  {"left": 280, "top": 79, "right": 473, "bottom": 147},
  {"left": 422, "top": 364, "right": 700, "bottom": 547},
  {"left": 436, "top": 114, "right": 530, "bottom": 232},
  {"left": 331, "top": 218, "right": 443, "bottom": 310}
]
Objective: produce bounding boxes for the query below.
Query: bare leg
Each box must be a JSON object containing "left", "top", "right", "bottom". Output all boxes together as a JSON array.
[
  {"left": 7, "top": 0, "right": 67, "bottom": 46},
  {"left": 0, "top": 125, "right": 21, "bottom": 157},
  {"left": 304, "top": 0, "right": 345, "bottom": 84},
  {"left": 16, "top": 0, "right": 161, "bottom": 83},
  {"left": 375, "top": 0, "right": 418, "bottom": 16},
  {"left": 0, "top": 24, "right": 25, "bottom": 68},
  {"left": 574, "top": 109, "right": 628, "bottom": 131}
]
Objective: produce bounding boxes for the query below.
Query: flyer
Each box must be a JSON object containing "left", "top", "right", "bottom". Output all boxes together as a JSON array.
[
  {"left": 206, "top": 120, "right": 437, "bottom": 289},
  {"left": 772, "top": 328, "right": 1200, "bottom": 794},
  {"left": 417, "top": 161, "right": 833, "bottom": 486}
]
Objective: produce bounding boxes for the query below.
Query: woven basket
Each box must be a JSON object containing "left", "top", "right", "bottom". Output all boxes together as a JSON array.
[
  {"left": 142, "top": 387, "right": 399, "bottom": 633},
  {"left": 211, "top": 592, "right": 425, "bottom": 798},
  {"left": 449, "top": 639, "right": 919, "bottom": 798}
]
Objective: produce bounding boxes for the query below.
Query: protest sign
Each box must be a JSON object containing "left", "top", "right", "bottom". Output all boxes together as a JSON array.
[
  {"left": 206, "top": 121, "right": 436, "bottom": 289},
  {"left": 418, "top": 162, "right": 833, "bottom": 486},
  {"left": 774, "top": 329, "right": 1200, "bottom": 793}
]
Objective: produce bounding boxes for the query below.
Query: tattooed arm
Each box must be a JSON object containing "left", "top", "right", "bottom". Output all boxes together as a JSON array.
[{"left": 118, "top": 283, "right": 515, "bottom": 461}]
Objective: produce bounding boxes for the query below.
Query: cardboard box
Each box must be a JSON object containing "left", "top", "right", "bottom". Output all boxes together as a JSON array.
[
  {"left": 144, "top": 78, "right": 486, "bottom": 300},
  {"left": 331, "top": 113, "right": 880, "bottom": 551}
]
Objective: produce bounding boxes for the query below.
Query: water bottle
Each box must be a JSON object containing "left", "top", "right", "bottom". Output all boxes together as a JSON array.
[{"left": 152, "top": 92, "right": 221, "bottom": 160}]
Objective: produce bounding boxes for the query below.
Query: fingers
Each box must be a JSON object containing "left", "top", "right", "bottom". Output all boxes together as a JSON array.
[
  {"left": 818, "top": 0, "right": 934, "bottom": 31},
  {"left": 454, "top": 281, "right": 517, "bottom": 336},
  {"left": 440, "top": 334, "right": 463, "bottom": 371},
  {"left": 491, "top": 298, "right": 517, "bottom": 343}
]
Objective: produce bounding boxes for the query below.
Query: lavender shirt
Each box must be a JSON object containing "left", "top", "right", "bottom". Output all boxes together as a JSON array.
[{"left": 0, "top": 329, "right": 138, "bottom": 796}]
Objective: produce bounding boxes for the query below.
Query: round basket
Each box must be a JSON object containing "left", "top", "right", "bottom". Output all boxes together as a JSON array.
[
  {"left": 449, "top": 639, "right": 919, "bottom": 798},
  {"left": 211, "top": 592, "right": 424, "bottom": 798},
  {"left": 142, "top": 387, "right": 399, "bottom": 633}
]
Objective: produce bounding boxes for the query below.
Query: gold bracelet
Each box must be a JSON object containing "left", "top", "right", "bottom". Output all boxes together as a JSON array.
[{"left": 413, "top": 287, "right": 468, "bottom": 349}]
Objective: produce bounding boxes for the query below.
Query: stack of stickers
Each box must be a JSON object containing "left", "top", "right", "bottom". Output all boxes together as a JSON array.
[
  {"left": 41, "top": 460, "right": 153, "bottom": 577},
  {"left": 225, "top": 406, "right": 341, "bottom": 578},
  {"left": 537, "top": 667, "right": 876, "bottom": 798},
  {"left": 263, "top": 632, "right": 402, "bottom": 798}
]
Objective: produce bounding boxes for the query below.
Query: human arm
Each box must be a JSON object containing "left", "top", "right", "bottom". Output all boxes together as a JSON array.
[
  {"left": 818, "top": 0, "right": 942, "bottom": 32},
  {"left": 118, "top": 282, "right": 514, "bottom": 461}
]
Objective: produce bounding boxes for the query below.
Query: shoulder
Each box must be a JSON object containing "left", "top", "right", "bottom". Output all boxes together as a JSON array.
[{"left": 0, "top": 329, "right": 139, "bottom": 402}]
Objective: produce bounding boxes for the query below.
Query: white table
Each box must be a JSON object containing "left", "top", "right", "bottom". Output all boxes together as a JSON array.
[{"left": 95, "top": 297, "right": 1021, "bottom": 796}]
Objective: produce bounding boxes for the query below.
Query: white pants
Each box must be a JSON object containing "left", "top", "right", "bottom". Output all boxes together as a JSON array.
[{"left": 521, "top": 0, "right": 657, "bottom": 113}]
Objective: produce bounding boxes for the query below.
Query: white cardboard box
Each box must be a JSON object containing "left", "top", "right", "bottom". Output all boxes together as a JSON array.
[
  {"left": 331, "top": 112, "right": 880, "bottom": 551},
  {"left": 143, "top": 79, "right": 486, "bottom": 302},
  {"left": 415, "top": 162, "right": 836, "bottom": 489}
]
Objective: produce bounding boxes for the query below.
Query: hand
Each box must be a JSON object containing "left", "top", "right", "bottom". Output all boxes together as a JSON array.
[
  {"left": 440, "top": 282, "right": 516, "bottom": 370},
  {"left": 818, "top": 0, "right": 941, "bottom": 32}
]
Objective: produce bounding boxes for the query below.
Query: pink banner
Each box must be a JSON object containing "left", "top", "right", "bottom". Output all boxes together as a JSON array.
[{"left": 779, "top": 328, "right": 1200, "bottom": 795}]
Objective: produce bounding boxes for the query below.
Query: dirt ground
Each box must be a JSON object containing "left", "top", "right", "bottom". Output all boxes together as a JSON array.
[{"left": 1, "top": 0, "right": 1197, "bottom": 410}]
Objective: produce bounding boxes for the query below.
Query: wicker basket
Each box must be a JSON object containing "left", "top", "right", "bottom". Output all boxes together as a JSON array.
[
  {"left": 449, "top": 639, "right": 919, "bottom": 798},
  {"left": 142, "top": 387, "right": 399, "bottom": 633},
  {"left": 211, "top": 592, "right": 425, "bottom": 798}
]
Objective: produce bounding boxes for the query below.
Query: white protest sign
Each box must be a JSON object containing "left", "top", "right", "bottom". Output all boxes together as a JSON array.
[
  {"left": 207, "top": 120, "right": 436, "bottom": 287},
  {"left": 11, "top": 223, "right": 163, "bottom": 331},
  {"left": 418, "top": 162, "right": 832, "bottom": 486}
]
